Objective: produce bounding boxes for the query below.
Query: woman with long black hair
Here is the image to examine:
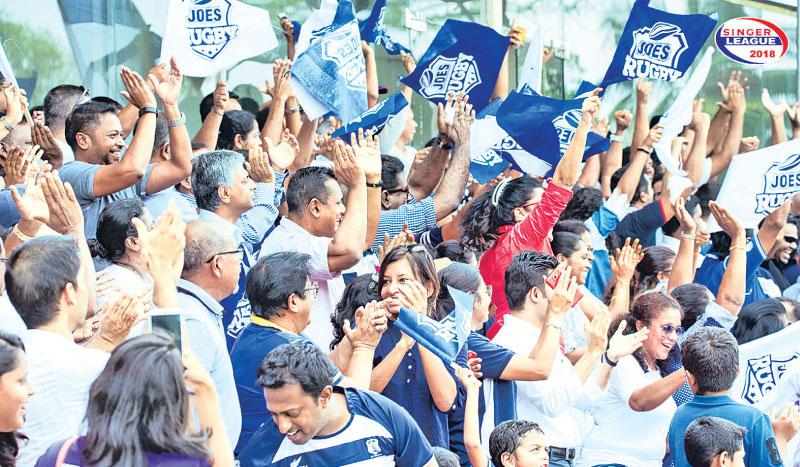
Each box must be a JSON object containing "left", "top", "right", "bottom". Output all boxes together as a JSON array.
[{"left": 0, "top": 330, "right": 33, "bottom": 467}]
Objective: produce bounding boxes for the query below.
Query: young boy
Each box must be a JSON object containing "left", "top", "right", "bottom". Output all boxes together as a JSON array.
[
  {"left": 684, "top": 417, "right": 746, "bottom": 467},
  {"left": 489, "top": 420, "right": 549, "bottom": 467}
]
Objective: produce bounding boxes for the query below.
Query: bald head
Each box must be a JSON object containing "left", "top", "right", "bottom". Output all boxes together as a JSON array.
[{"left": 182, "top": 221, "right": 237, "bottom": 278}]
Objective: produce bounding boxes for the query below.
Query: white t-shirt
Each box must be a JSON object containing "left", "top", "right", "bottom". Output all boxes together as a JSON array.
[
  {"left": 577, "top": 355, "right": 677, "bottom": 467},
  {"left": 259, "top": 218, "right": 344, "bottom": 350}
]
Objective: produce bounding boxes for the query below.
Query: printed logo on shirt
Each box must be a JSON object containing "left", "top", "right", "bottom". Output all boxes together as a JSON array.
[
  {"left": 623, "top": 22, "right": 688, "bottom": 80},
  {"left": 755, "top": 153, "right": 800, "bottom": 215},
  {"left": 766, "top": 437, "right": 783, "bottom": 465},
  {"left": 226, "top": 299, "right": 252, "bottom": 340},
  {"left": 740, "top": 352, "right": 800, "bottom": 404},
  {"left": 419, "top": 53, "right": 482, "bottom": 100},
  {"left": 365, "top": 438, "right": 382, "bottom": 457},
  {"left": 551, "top": 108, "right": 583, "bottom": 156},
  {"left": 289, "top": 456, "right": 307, "bottom": 467},
  {"left": 185, "top": 0, "right": 239, "bottom": 60},
  {"left": 321, "top": 23, "right": 367, "bottom": 92}
]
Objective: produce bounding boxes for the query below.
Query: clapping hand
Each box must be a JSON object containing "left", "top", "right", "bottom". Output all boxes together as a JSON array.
[
  {"left": 149, "top": 57, "right": 183, "bottom": 107},
  {"left": 331, "top": 140, "right": 365, "bottom": 189},
  {"left": 377, "top": 225, "right": 414, "bottom": 263},
  {"left": 610, "top": 237, "right": 644, "bottom": 284},
  {"left": 120, "top": 65, "right": 157, "bottom": 109},
  {"left": 131, "top": 202, "right": 186, "bottom": 282},
  {"left": 605, "top": 321, "right": 649, "bottom": 363},
  {"left": 3, "top": 145, "right": 41, "bottom": 187},
  {"left": 343, "top": 300, "right": 388, "bottom": 349},
  {"left": 32, "top": 123, "right": 64, "bottom": 168},
  {"left": 264, "top": 129, "right": 299, "bottom": 171},
  {"left": 246, "top": 144, "right": 274, "bottom": 184},
  {"left": 545, "top": 263, "right": 579, "bottom": 318},
  {"left": 350, "top": 128, "right": 381, "bottom": 180}
]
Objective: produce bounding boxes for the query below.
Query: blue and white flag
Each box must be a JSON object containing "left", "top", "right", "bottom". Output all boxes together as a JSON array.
[
  {"left": 730, "top": 323, "right": 800, "bottom": 406},
  {"left": 331, "top": 92, "right": 408, "bottom": 142},
  {"left": 601, "top": 0, "right": 716, "bottom": 86},
  {"left": 495, "top": 90, "right": 603, "bottom": 177},
  {"left": 160, "top": 0, "right": 279, "bottom": 77},
  {"left": 359, "top": 0, "right": 410, "bottom": 55},
  {"left": 0, "top": 40, "right": 17, "bottom": 86},
  {"left": 393, "top": 286, "right": 471, "bottom": 364},
  {"left": 401, "top": 19, "right": 509, "bottom": 112},
  {"left": 291, "top": 0, "right": 367, "bottom": 122}
]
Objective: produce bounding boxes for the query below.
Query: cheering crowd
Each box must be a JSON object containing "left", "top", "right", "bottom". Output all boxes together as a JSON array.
[{"left": 3, "top": 10, "right": 800, "bottom": 467}]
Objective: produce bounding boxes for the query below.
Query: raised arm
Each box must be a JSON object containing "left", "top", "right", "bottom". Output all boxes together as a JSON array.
[
  {"left": 608, "top": 238, "right": 643, "bottom": 316},
  {"left": 757, "top": 192, "right": 800, "bottom": 256},
  {"left": 601, "top": 110, "right": 631, "bottom": 197},
  {"left": 362, "top": 42, "right": 379, "bottom": 108},
  {"left": 630, "top": 79, "right": 652, "bottom": 151},
  {"left": 617, "top": 125, "right": 662, "bottom": 202},
  {"left": 551, "top": 89, "right": 601, "bottom": 188},
  {"left": 455, "top": 367, "right": 489, "bottom": 467},
  {"left": 709, "top": 80, "right": 745, "bottom": 180},
  {"left": 91, "top": 66, "right": 157, "bottom": 197},
  {"left": 707, "top": 71, "right": 741, "bottom": 154},
  {"left": 762, "top": 88, "right": 788, "bottom": 146},
  {"left": 146, "top": 58, "right": 193, "bottom": 194},
  {"left": 684, "top": 102, "right": 710, "bottom": 187},
  {"left": 262, "top": 59, "right": 292, "bottom": 145},
  {"left": 432, "top": 96, "right": 473, "bottom": 220},
  {"left": 667, "top": 197, "right": 697, "bottom": 292},
  {"left": 400, "top": 53, "right": 415, "bottom": 105},
  {"left": 351, "top": 130, "right": 382, "bottom": 251},
  {"left": 711, "top": 201, "right": 746, "bottom": 315},
  {"left": 327, "top": 141, "right": 368, "bottom": 272},
  {"left": 491, "top": 26, "right": 522, "bottom": 101},
  {"left": 192, "top": 80, "right": 227, "bottom": 151}
]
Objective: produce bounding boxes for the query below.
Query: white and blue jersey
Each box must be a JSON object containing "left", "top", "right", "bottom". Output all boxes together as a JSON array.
[{"left": 237, "top": 387, "right": 434, "bottom": 467}]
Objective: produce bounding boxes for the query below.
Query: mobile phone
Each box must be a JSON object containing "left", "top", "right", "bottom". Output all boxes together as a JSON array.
[
  {"left": 149, "top": 311, "right": 184, "bottom": 353},
  {"left": 544, "top": 268, "right": 583, "bottom": 307},
  {"left": 467, "top": 350, "right": 477, "bottom": 360}
]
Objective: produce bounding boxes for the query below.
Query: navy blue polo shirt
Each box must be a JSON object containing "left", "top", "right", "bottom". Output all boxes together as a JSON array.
[
  {"left": 668, "top": 394, "right": 782, "bottom": 467},
  {"left": 695, "top": 237, "right": 768, "bottom": 307},
  {"left": 230, "top": 318, "right": 342, "bottom": 454},
  {"left": 374, "top": 324, "right": 466, "bottom": 449}
]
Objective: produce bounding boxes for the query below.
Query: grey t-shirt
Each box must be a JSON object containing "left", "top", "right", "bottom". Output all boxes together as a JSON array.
[{"left": 59, "top": 161, "right": 154, "bottom": 238}]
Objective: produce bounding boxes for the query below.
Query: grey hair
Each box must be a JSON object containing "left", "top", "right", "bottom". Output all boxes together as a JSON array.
[
  {"left": 181, "top": 221, "right": 236, "bottom": 277},
  {"left": 191, "top": 150, "right": 245, "bottom": 211}
]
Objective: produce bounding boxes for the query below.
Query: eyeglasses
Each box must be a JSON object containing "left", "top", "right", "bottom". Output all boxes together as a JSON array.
[
  {"left": 655, "top": 324, "right": 684, "bottom": 337},
  {"left": 303, "top": 283, "right": 320, "bottom": 299},
  {"left": 0, "top": 258, "right": 6, "bottom": 263},
  {"left": 785, "top": 236, "right": 798, "bottom": 245},
  {"left": 205, "top": 248, "right": 245, "bottom": 263},
  {"left": 385, "top": 186, "right": 410, "bottom": 195},
  {"left": 70, "top": 87, "right": 89, "bottom": 112},
  {"left": 469, "top": 285, "right": 493, "bottom": 298}
]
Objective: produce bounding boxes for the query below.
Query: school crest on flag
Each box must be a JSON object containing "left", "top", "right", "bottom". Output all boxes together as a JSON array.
[
  {"left": 185, "top": 0, "right": 239, "bottom": 60},
  {"left": 756, "top": 153, "right": 800, "bottom": 215},
  {"left": 420, "top": 53, "right": 482, "bottom": 100}
]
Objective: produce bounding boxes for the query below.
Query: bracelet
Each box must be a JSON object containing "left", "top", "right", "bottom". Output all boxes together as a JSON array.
[
  {"left": 729, "top": 244, "right": 746, "bottom": 252},
  {"left": 366, "top": 180, "right": 383, "bottom": 188},
  {"left": 212, "top": 107, "right": 225, "bottom": 116},
  {"left": 681, "top": 233, "right": 696, "bottom": 241},
  {"left": 167, "top": 112, "right": 186, "bottom": 128},
  {"left": 434, "top": 136, "right": 453, "bottom": 150},
  {"left": 285, "top": 107, "right": 300, "bottom": 114},
  {"left": 602, "top": 351, "right": 618, "bottom": 367},
  {"left": 12, "top": 224, "right": 35, "bottom": 242},
  {"left": 0, "top": 116, "right": 13, "bottom": 131},
  {"left": 545, "top": 321, "right": 562, "bottom": 330},
  {"left": 637, "top": 146, "right": 653, "bottom": 155},
  {"left": 138, "top": 106, "right": 157, "bottom": 118},
  {"left": 609, "top": 134, "right": 624, "bottom": 143}
]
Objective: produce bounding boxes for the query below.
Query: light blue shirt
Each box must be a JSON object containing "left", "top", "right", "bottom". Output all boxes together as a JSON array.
[
  {"left": 143, "top": 186, "right": 198, "bottom": 223},
  {"left": 176, "top": 278, "right": 241, "bottom": 447}
]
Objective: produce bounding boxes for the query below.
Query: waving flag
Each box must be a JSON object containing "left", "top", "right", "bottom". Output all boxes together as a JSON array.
[
  {"left": 160, "top": 0, "right": 279, "bottom": 77},
  {"left": 494, "top": 90, "right": 604, "bottom": 177},
  {"left": 332, "top": 92, "right": 408, "bottom": 142},
  {"left": 401, "top": 20, "right": 509, "bottom": 112},
  {"left": 359, "top": 0, "right": 410, "bottom": 55},
  {"left": 601, "top": 0, "right": 716, "bottom": 86},
  {"left": 0, "top": 40, "right": 17, "bottom": 86},
  {"left": 290, "top": 0, "right": 367, "bottom": 122},
  {"left": 394, "top": 286, "right": 472, "bottom": 364},
  {"left": 295, "top": 0, "right": 338, "bottom": 57},
  {"left": 730, "top": 324, "right": 800, "bottom": 406}
]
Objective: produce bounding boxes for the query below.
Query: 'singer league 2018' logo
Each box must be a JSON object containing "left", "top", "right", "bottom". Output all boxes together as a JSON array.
[
  {"left": 755, "top": 153, "right": 800, "bottom": 215},
  {"left": 186, "top": 0, "right": 239, "bottom": 60},
  {"left": 419, "top": 53, "right": 482, "bottom": 100},
  {"left": 623, "top": 21, "right": 688, "bottom": 80}
]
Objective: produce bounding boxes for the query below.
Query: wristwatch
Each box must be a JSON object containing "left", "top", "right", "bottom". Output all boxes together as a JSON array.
[
  {"left": 167, "top": 112, "right": 186, "bottom": 128},
  {"left": 434, "top": 136, "right": 453, "bottom": 150},
  {"left": 366, "top": 180, "right": 383, "bottom": 188},
  {"left": 138, "top": 106, "right": 157, "bottom": 118}
]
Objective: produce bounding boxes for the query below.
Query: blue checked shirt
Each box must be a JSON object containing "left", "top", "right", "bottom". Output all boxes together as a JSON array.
[{"left": 371, "top": 193, "right": 437, "bottom": 252}]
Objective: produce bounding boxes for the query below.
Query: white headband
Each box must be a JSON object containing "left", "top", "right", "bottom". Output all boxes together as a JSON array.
[{"left": 491, "top": 178, "right": 512, "bottom": 207}]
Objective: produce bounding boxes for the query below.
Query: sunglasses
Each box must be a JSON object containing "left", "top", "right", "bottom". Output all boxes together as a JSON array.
[
  {"left": 655, "top": 324, "right": 684, "bottom": 337},
  {"left": 385, "top": 186, "right": 410, "bottom": 195},
  {"left": 784, "top": 236, "right": 798, "bottom": 245},
  {"left": 205, "top": 248, "right": 245, "bottom": 263}
]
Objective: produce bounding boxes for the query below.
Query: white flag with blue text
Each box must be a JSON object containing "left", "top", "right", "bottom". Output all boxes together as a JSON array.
[
  {"left": 160, "top": 0, "right": 279, "bottom": 77},
  {"left": 731, "top": 324, "right": 800, "bottom": 406}
]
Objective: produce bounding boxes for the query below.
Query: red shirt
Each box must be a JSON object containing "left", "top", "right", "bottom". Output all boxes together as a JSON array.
[{"left": 480, "top": 181, "right": 573, "bottom": 339}]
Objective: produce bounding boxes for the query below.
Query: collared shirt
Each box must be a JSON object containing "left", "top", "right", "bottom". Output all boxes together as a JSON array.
[
  {"left": 483, "top": 181, "right": 573, "bottom": 339},
  {"left": 669, "top": 395, "right": 783, "bottom": 467},
  {"left": 177, "top": 278, "right": 241, "bottom": 447},
  {"left": 493, "top": 315, "right": 602, "bottom": 451},
  {"left": 373, "top": 324, "right": 466, "bottom": 449},
  {"left": 259, "top": 217, "right": 344, "bottom": 350},
  {"left": 372, "top": 194, "right": 438, "bottom": 253},
  {"left": 576, "top": 355, "right": 677, "bottom": 467},
  {"left": 59, "top": 160, "right": 154, "bottom": 238},
  {"left": 229, "top": 316, "right": 343, "bottom": 454},
  {"left": 198, "top": 209, "right": 254, "bottom": 350},
  {"left": 144, "top": 186, "right": 199, "bottom": 223},
  {"left": 237, "top": 386, "right": 435, "bottom": 467},
  {"left": 17, "top": 329, "right": 109, "bottom": 467},
  {"left": 55, "top": 139, "right": 75, "bottom": 165}
]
